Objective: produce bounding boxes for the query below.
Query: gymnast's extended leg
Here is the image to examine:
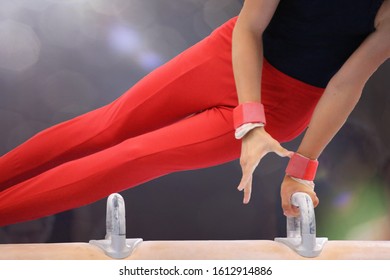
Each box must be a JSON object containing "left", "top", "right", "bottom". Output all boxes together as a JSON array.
[
  {"left": 0, "top": 105, "right": 240, "bottom": 226},
  {"left": 0, "top": 18, "right": 238, "bottom": 191}
]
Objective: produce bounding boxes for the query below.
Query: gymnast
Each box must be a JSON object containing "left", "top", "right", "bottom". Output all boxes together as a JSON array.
[{"left": 0, "top": 0, "right": 389, "bottom": 226}]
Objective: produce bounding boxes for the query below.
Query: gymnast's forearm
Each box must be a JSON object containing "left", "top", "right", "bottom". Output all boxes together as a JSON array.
[
  {"left": 297, "top": 29, "right": 390, "bottom": 160},
  {"left": 232, "top": 19, "right": 263, "bottom": 103},
  {"left": 296, "top": 82, "right": 362, "bottom": 160},
  {"left": 231, "top": 0, "right": 280, "bottom": 104}
]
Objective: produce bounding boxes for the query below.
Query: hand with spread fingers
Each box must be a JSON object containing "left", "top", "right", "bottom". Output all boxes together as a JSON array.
[
  {"left": 233, "top": 0, "right": 389, "bottom": 217},
  {"left": 237, "top": 127, "right": 293, "bottom": 204}
]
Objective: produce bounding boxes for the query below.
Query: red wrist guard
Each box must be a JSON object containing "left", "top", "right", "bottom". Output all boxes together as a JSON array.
[
  {"left": 285, "top": 153, "right": 318, "bottom": 181},
  {"left": 233, "top": 102, "right": 266, "bottom": 129}
]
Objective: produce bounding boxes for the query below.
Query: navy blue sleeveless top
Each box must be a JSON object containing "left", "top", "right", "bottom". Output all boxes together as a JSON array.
[{"left": 263, "top": 0, "right": 383, "bottom": 88}]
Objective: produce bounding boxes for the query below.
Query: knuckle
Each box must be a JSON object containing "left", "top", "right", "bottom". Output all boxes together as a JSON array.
[
  {"left": 240, "top": 158, "right": 253, "bottom": 168},
  {"left": 281, "top": 202, "right": 290, "bottom": 209},
  {"left": 239, "top": 158, "right": 247, "bottom": 167}
]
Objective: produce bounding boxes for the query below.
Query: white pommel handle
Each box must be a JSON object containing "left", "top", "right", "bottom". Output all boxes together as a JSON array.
[
  {"left": 275, "top": 192, "right": 327, "bottom": 258},
  {"left": 89, "top": 193, "right": 142, "bottom": 259}
]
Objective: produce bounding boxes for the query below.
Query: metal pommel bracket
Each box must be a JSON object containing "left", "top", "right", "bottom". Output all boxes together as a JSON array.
[
  {"left": 275, "top": 192, "right": 328, "bottom": 258},
  {"left": 89, "top": 193, "right": 143, "bottom": 259}
]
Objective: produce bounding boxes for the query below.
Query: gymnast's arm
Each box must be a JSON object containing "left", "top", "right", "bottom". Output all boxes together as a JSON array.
[
  {"left": 232, "top": 0, "right": 279, "bottom": 103},
  {"left": 281, "top": 0, "right": 390, "bottom": 216},
  {"left": 232, "top": 0, "right": 293, "bottom": 204}
]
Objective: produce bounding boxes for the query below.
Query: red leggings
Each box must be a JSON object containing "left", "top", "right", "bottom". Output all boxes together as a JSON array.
[{"left": 0, "top": 17, "right": 323, "bottom": 226}]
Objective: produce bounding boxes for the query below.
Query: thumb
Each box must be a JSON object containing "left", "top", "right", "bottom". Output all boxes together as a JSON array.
[{"left": 273, "top": 142, "right": 293, "bottom": 158}]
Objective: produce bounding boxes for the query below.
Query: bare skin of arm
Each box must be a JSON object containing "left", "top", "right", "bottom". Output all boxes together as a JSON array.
[
  {"left": 281, "top": 0, "right": 390, "bottom": 216},
  {"left": 233, "top": 0, "right": 390, "bottom": 213},
  {"left": 232, "top": 0, "right": 293, "bottom": 205}
]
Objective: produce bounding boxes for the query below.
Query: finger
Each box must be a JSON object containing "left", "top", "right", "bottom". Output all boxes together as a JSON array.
[
  {"left": 304, "top": 190, "right": 319, "bottom": 208},
  {"left": 237, "top": 171, "right": 250, "bottom": 191},
  {"left": 312, "top": 194, "right": 320, "bottom": 208},
  {"left": 283, "top": 193, "right": 319, "bottom": 216},
  {"left": 243, "top": 182, "right": 252, "bottom": 204},
  {"left": 282, "top": 201, "right": 295, "bottom": 217},
  {"left": 281, "top": 190, "right": 300, "bottom": 217},
  {"left": 284, "top": 206, "right": 300, "bottom": 217},
  {"left": 237, "top": 159, "right": 257, "bottom": 191},
  {"left": 272, "top": 142, "right": 294, "bottom": 158},
  {"left": 237, "top": 173, "right": 252, "bottom": 192},
  {"left": 281, "top": 189, "right": 291, "bottom": 214}
]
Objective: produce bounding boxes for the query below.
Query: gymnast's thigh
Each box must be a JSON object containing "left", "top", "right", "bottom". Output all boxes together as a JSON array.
[
  {"left": 0, "top": 106, "right": 240, "bottom": 226},
  {"left": 109, "top": 18, "right": 239, "bottom": 134}
]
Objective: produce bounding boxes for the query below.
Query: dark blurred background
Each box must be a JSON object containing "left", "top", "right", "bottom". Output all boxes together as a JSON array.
[{"left": 0, "top": 0, "right": 389, "bottom": 244}]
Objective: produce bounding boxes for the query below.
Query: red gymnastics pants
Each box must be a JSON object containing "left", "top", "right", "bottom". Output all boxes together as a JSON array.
[{"left": 0, "top": 17, "right": 324, "bottom": 226}]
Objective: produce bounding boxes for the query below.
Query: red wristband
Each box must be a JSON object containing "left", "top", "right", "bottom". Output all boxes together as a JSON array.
[
  {"left": 233, "top": 102, "right": 266, "bottom": 129},
  {"left": 285, "top": 153, "right": 318, "bottom": 181}
]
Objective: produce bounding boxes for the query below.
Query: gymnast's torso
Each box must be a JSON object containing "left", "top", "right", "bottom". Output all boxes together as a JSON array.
[{"left": 263, "top": 0, "right": 384, "bottom": 88}]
